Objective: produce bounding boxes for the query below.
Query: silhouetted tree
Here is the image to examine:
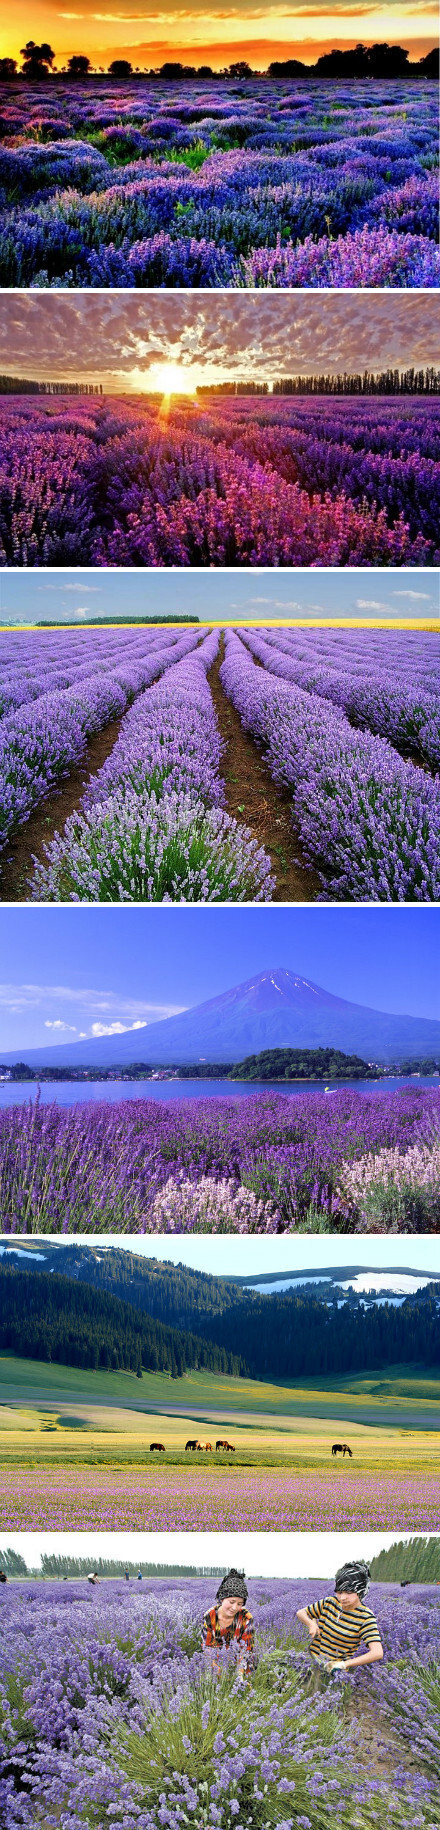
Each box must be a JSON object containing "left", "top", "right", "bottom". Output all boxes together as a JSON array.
[
  {"left": 20, "top": 41, "right": 56, "bottom": 78},
  {"left": 108, "top": 58, "right": 133, "bottom": 76},
  {"left": 267, "top": 59, "right": 307, "bottom": 77},
  {"left": 0, "top": 57, "right": 17, "bottom": 78},
  {"left": 67, "top": 55, "right": 91, "bottom": 77},
  {"left": 226, "top": 61, "right": 254, "bottom": 78}
]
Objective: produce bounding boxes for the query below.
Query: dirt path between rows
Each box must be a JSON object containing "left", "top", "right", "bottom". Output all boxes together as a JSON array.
[
  {"left": 0, "top": 715, "right": 124, "bottom": 902},
  {"left": 209, "top": 641, "right": 320, "bottom": 902}
]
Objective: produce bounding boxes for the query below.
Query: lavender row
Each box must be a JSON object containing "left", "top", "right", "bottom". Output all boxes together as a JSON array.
[
  {"left": 220, "top": 633, "right": 440, "bottom": 901},
  {"left": 0, "top": 77, "right": 436, "bottom": 289},
  {"left": 272, "top": 628, "right": 439, "bottom": 693},
  {"left": 0, "top": 396, "right": 435, "bottom": 569},
  {"left": 242, "top": 628, "right": 440, "bottom": 771},
  {"left": 32, "top": 637, "right": 274, "bottom": 902},
  {"left": 0, "top": 627, "right": 182, "bottom": 719},
  {"left": 0, "top": 630, "right": 200, "bottom": 853}
]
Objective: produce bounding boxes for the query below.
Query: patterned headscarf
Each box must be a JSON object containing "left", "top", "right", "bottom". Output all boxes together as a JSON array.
[
  {"left": 334, "top": 1561, "right": 371, "bottom": 1600},
  {"left": 216, "top": 1569, "right": 248, "bottom": 1604}
]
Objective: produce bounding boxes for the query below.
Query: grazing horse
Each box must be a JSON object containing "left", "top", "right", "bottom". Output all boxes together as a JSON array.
[
  {"left": 185, "top": 1439, "right": 199, "bottom": 1451},
  {"left": 216, "top": 1439, "right": 235, "bottom": 1452},
  {"left": 331, "top": 1443, "right": 353, "bottom": 1458},
  {"left": 204, "top": 1442, "right": 212, "bottom": 1452},
  {"left": 150, "top": 1442, "right": 165, "bottom": 1452}
]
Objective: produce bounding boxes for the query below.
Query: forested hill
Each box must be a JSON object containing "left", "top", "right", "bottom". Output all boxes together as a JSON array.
[
  {"left": 2, "top": 1245, "right": 248, "bottom": 1331},
  {"left": 1, "top": 1259, "right": 439, "bottom": 1381},
  {"left": 198, "top": 1287, "right": 440, "bottom": 1378},
  {"left": 0, "top": 1267, "right": 245, "bottom": 1379},
  {"left": 370, "top": 1537, "right": 440, "bottom": 1584},
  {"left": 231, "top": 1047, "right": 374, "bottom": 1080}
]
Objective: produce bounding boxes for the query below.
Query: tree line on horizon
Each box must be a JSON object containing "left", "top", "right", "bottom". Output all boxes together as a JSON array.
[
  {"left": 1, "top": 1541, "right": 439, "bottom": 1583},
  {"left": 1, "top": 370, "right": 440, "bottom": 398},
  {"left": 0, "top": 1549, "right": 227, "bottom": 1578},
  {"left": 1, "top": 1262, "right": 439, "bottom": 1383},
  {"left": 0, "top": 42, "right": 437, "bottom": 80}
]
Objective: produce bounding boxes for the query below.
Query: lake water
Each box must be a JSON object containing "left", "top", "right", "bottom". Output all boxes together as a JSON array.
[{"left": 0, "top": 1075, "right": 438, "bottom": 1110}]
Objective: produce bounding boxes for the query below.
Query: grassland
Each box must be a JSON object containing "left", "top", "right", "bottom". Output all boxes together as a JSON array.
[{"left": 0, "top": 1354, "right": 438, "bottom": 1475}]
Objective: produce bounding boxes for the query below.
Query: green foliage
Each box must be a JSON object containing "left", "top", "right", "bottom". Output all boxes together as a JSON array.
[
  {"left": 232, "top": 1046, "right": 375, "bottom": 1080},
  {"left": 0, "top": 1266, "right": 244, "bottom": 1381},
  {"left": 370, "top": 1535, "right": 440, "bottom": 1583}
]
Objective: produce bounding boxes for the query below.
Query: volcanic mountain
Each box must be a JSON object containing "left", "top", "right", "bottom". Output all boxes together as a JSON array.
[{"left": 3, "top": 968, "right": 440, "bottom": 1068}]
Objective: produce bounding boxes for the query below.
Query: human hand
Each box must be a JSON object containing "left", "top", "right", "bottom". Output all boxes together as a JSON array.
[{"left": 308, "top": 1622, "right": 321, "bottom": 1640}]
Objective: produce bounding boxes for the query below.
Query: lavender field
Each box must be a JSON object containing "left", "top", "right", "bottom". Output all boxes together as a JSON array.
[
  {"left": 1, "top": 395, "right": 439, "bottom": 569},
  {"left": 1, "top": 1577, "right": 439, "bottom": 1828},
  {"left": 2, "top": 1465, "right": 439, "bottom": 1531},
  {"left": 1, "top": 1085, "right": 439, "bottom": 1229},
  {"left": 0, "top": 79, "right": 438, "bottom": 288},
  {"left": 1, "top": 625, "right": 439, "bottom": 908}
]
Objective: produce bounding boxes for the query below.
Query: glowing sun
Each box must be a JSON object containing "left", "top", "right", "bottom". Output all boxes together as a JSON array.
[{"left": 152, "top": 363, "right": 197, "bottom": 398}]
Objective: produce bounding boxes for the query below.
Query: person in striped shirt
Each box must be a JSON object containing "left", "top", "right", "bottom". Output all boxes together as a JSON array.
[
  {"left": 202, "top": 1569, "right": 255, "bottom": 1678},
  {"left": 297, "top": 1561, "right": 384, "bottom": 1673}
]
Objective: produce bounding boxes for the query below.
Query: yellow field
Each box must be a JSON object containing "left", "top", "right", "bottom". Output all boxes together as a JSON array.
[{"left": 1, "top": 1399, "right": 439, "bottom": 1474}]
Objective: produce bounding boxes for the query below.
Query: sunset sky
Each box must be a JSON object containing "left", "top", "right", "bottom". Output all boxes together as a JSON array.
[
  {"left": 3, "top": 1, "right": 437, "bottom": 69},
  {"left": 0, "top": 294, "right": 437, "bottom": 390}
]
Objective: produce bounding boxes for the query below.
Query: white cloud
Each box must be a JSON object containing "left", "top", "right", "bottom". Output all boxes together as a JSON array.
[
  {"left": 74, "top": 609, "right": 88, "bottom": 618},
  {"left": 355, "top": 600, "right": 388, "bottom": 610},
  {"left": 392, "top": 591, "right": 432, "bottom": 601},
  {"left": 0, "top": 984, "right": 184, "bottom": 1023},
  {"left": 90, "top": 1019, "right": 150, "bottom": 1038},
  {"left": 37, "top": 582, "right": 102, "bottom": 593},
  {"left": 44, "top": 1020, "right": 77, "bottom": 1032}
]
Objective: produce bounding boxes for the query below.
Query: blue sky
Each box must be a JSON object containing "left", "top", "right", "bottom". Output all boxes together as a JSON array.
[
  {"left": 1, "top": 571, "right": 438, "bottom": 624},
  {"left": 0, "top": 906, "right": 438, "bottom": 1053}
]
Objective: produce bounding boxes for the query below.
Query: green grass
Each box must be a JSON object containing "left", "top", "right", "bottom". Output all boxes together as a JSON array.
[{"left": 0, "top": 1354, "right": 438, "bottom": 1427}]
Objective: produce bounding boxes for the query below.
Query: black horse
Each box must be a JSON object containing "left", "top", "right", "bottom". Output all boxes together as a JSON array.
[{"left": 331, "top": 1443, "right": 353, "bottom": 1458}]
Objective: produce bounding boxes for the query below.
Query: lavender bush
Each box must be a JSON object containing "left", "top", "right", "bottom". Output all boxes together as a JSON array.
[
  {"left": 1, "top": 1578, "right": 439, "bottom": 1829},
  {"left": 0, "top": 77, "right": 437, "bottom": 288},
  {"left": 336, "top": 1138, "right": 440, "bottom": 1230},
  {"left": 1, "top": 1086, "right": 439, "bottom": 1231},
  {"left": 32, "top": 786, "right": 273, "bottom": 903},
  {"left": 146, "top": 1175, "right": 279, "bottom": 1232}
]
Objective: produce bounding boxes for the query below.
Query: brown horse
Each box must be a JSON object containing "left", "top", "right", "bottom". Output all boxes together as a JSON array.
[
  {"left": 216, "top": 1439, "right": 235, "bottom": 1452},
  {"left": 331, "top": 1443, "right": 353, "bottom": 1458},
  {"left": 150, "top": 1442, "right": 165, "bottom": 1452}
]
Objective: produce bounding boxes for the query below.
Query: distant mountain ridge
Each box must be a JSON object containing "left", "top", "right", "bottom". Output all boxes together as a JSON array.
[{"left": 3, "top": 968, "right": 440, "bottom": 1067}]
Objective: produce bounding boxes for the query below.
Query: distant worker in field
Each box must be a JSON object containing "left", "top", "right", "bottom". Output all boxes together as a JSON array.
[
  {"left": 87, "top": 1571, "right": 99, "bottom": 1586},
  {"left": 202, "top": 1569, "right": 255, "bottom": 1679},
  {"left": 297, "top": 1561, "right": 384, "bottom": 1673}
]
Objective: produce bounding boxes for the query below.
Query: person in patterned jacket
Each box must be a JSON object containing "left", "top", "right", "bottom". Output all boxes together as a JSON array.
[
  {"left": 202, "top": 1569, "right": 255, "bottom": 1678},
  {"left": 297, "top": 1560, "right": 384, "bottom": 1673}
]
